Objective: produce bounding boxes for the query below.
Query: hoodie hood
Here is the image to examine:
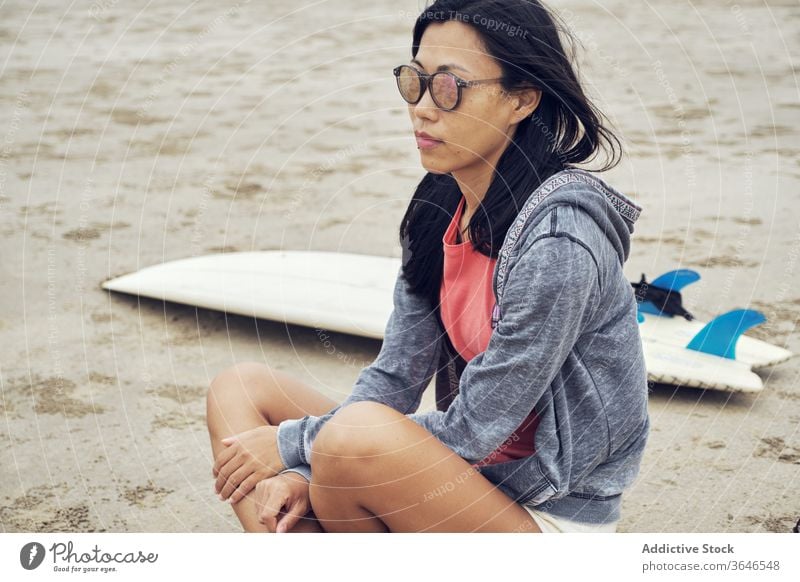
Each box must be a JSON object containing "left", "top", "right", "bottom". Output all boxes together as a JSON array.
[{"left": 509, "top": 168, "right": 642, "bottom": 266}]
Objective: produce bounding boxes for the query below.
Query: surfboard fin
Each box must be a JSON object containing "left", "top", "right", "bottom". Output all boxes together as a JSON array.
[
  {"left": 650, "top": 269, "right": 701, "bottom": 292},
  {"left": 632, "top": 271, "right": 697, "bottom": 320},
  {"left": 686, "top": 308, "right": 767, "bottom": 360}
]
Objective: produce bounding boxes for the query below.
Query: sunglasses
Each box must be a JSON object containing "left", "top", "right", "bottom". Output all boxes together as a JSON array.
[{"left": 392, "top": 64, "right": 504, "bottom": 111}]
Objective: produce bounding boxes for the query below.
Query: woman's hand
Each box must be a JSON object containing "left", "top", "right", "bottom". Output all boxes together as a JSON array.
[
  {"left": 253, "top": 473, "right": 312, "bottom": 533},
  {"left": 213, "top": 425, "right": 287, "bottom": 503}
]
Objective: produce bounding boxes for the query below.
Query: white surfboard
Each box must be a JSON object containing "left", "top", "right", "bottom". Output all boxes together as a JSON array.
[
  {"left": 102, "top": 251, "right": 792, "bottom": 393},
  {"left": 642, "top": 339, "right": 764, "bottom": 393},
  {"left": 102, "top": 251, "right": 398, "bottom": 339}
]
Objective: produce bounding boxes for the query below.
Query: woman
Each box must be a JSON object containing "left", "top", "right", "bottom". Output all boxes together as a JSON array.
[{"left": 206, "top": 0, "right": 649, "bottom": 533}]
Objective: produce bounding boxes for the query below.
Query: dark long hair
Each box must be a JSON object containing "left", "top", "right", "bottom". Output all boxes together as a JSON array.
[{"left": 399, "top": 0, "right": 623, "bottom": 311}]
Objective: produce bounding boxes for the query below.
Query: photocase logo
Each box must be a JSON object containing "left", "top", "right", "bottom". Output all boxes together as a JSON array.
[{"left": 20, "top": 542, "right": 46, "bottom": 570}]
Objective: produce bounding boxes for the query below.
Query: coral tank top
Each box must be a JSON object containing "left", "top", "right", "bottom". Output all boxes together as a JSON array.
[{"left": 439, "top": 195, "right": 540, "bottom": 467}]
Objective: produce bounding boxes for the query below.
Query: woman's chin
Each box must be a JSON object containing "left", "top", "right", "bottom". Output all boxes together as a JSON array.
[{"left": 419, "top": 156, "right": 453, "bottom": 175}]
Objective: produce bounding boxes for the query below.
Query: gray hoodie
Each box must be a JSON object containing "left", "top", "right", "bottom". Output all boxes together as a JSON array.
[{"left": 276, "top": 167, "right": 650, "bottom": 525}]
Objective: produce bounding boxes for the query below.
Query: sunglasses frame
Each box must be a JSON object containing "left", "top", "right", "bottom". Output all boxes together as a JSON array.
[{"left": 392, "top": 64, "right": 505, "bottom": 111}]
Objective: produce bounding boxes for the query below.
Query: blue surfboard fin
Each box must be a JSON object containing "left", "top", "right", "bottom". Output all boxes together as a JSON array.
[
  {"left": 686, "top": 309, "right": 766, "bottom": 360},
  {"left": 633, "top": 270, "right": 699, "bottom": 320},
  {"left": 638, "top": 301, "right": 657, "bottom": 316},
  {"left": 650, "top": 269, "right": 701, "bottom": 292}
]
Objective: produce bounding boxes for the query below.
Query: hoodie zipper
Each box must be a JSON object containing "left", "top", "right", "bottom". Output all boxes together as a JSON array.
[{"left": 489, "top": 169, "right": 575, "bottom": 328}]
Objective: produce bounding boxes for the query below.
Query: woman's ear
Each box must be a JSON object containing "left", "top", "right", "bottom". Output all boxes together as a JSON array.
[{"left": 512, "top": 87, "right": 542, "bottom": 124}]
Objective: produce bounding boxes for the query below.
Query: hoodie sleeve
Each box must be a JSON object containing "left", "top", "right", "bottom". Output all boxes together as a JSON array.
[
  {"left": 279, "top": 464, "right": 312, "bottom": 483},
  {"left": 275, "top": 264, "right": 444, "bottom": 468},
  {"left": 406, "top": 234, "right": 600, "bottom": 464}
]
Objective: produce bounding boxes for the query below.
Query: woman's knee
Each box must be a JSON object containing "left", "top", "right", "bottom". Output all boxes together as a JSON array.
[
  {"left": 207, "top": 361, "right": 276, "bottom": 421},
  {"left": 311, "top": 401, "right": 397, "bottom": 469}
]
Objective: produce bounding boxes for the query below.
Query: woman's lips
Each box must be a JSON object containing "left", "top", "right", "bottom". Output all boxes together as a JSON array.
[{"left": 415, "top": 135, "right": 443, "bottom": 149}]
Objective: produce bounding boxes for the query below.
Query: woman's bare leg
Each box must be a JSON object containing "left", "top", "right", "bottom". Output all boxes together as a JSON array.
[
  {"left": 206, "top": 361, "right": 338, "bottom": 532},
  {"left": 309, "top": 401, "right": 542, "bottom": 533}
]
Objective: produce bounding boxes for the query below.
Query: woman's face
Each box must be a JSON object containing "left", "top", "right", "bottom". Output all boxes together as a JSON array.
[{"left": 406, "top": 20, "right": 539, "bottom": 176}]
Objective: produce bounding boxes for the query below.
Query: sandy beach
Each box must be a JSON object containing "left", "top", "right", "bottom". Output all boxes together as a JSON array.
[{"left": 1, "top": 0, "right": 798, "bottom": 532}]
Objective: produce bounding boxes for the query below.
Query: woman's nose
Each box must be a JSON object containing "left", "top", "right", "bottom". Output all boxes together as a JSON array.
[{"left": 412, "top": 87, "right": 439, "bottom": 121}]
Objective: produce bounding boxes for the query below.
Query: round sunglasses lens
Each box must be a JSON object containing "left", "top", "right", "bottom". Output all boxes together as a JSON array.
[
  {"left": 397, "top": 66, "right": 422, "bottom": 103},
  {"left": 431, "top": 73, "right": 458, "bottom": 110}
]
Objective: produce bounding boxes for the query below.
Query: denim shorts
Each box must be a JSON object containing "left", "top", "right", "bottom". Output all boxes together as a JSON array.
[{"left": 521, "top": 504, "right": 620, "bottom": 533}]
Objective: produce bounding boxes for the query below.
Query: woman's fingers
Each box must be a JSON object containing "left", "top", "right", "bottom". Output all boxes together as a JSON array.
[
  {"left": 212, "top": 442, "right": 237, "bottom": 479},
  {"left": 230, "top": 473, "right": 262, "bottom": 505},
  {"left": 257, "top": 482, "right": 288, "bottom": 532},
  {"left": 215, "top": 454, "right": 244, "bottom": 496},
  {"left": 276, "top": 498, "right": 309, "bottom": 533},
  {"left": 212, "top": 446, "right": 238, "bottom": 493},
  {"left": 219, "top": 463, "right": 251, "bottom": 501}
]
